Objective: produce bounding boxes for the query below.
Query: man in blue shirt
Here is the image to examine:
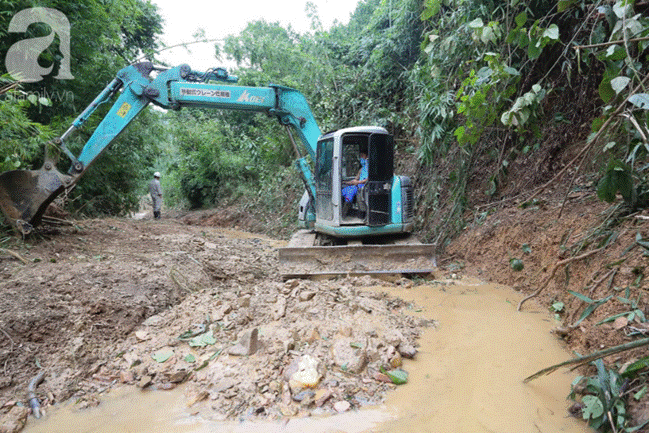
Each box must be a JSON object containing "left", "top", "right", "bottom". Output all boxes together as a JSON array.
[{"left": 342, "top": 151, "right": 368, "bottom": 215}]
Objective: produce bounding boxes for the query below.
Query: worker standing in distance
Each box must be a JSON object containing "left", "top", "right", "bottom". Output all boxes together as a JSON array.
[{"left": 149, "top": 172, "right": 163, "bottom": 219}]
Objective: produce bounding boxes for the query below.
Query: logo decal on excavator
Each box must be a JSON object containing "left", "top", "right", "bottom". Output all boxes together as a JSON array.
[
  {"left": 179, "top": 88, "right": 230, "bottom": 98},
  {"left": 237, "top": 91, "right": 265, "bottom": 104},
  {"left": 116, "top": 102, "right": 131, "bottom": 118}
]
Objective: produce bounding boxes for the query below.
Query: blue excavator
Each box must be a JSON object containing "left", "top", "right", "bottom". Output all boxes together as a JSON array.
[{"left": 0, "top": 63, "right": 434, "bottom": 277}]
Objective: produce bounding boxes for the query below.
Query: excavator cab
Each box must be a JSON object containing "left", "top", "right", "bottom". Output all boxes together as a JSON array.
[{"left": 312, "top": 126, "right": 408, "bottom": 237}]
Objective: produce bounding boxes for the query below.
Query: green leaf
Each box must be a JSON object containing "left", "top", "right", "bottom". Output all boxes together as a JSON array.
[
  {"left": 599, "top": 77, "right": 616, "bottom": 103},
  {"left": 552, "top": 301, "right": 565, "bottom": 313},
  {"left": 558, "top": 0, "right": 579, "bottom": 12},
  {"left": 636, "top": 232, "right": 649, "bottom": 251},
  {"left": 591, "top": 117, "right": 605, "bottom": 133},
  {"left": 597, "top": 174, "right": 617, "bottom": 202},
  {"left": 597, "top": 160, "right": 634, "bottom": 203},
  {"left": 629, "top": 94, "right": 649, "bottom": 110},
  {"left": 189, "top": 330, "right": 217, "bottom": 347},
  {"left": 634, "top": 385, "right": 647, "bottom": 400},
  {"left": 568, "top": 290, "right": 594, "bottom": 304},
  {"left": 610, "top": 76, "right": 630, "bottom": 95},
  {"left": 386, "top": 369, "right": 408, "bottom": 385},
  {"left": 622, "top": 357, "right": 649, "bottom": 378},
  {"left": 603, "top": 141, "right": 617, "bottom": 152},
  {"left": 468, "top": 18, "right": 484, "bottom": 29},
  {"left": 151, "top": 350, "right": 174, "bottom": 363},
  {"left": 575, "top": 295, "right": 613, "bottom": 325},
  {"left": 542, "top": 24, "right": 559, "bottom": 41},
  {"left": 510, "top": 258, "right": 524, "bottom": 272},
  {"left": 527, "top": 38, "right": 542, "bottom": 59},
  {"left": 421, "top": 0, "right": 442, "bottom": 20},
  {"left": 582, "top": 395, "right": 605, "bottom": 420},
  {"left": 184, "top": 354, "right": 196, "bottom": 363},
  {"left": 514, "top": 12, "right": 527, "bottom": 28}
]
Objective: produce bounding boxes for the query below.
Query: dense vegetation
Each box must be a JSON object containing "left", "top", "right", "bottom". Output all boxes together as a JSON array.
[{"left": 1, "top": 0, "right": 648, "bottom": 237}]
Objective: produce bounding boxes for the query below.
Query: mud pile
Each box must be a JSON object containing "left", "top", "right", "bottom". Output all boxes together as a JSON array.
[{"left": 0, "top": 218, "right": 433, "bottom": 429}]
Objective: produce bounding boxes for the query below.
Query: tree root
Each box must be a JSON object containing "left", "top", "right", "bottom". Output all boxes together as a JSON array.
[{"left": 517, "top": 248, "right": 603, "bottom": 311}]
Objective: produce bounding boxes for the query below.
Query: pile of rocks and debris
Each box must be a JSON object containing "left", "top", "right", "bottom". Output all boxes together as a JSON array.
[
  {"left": 96, "top": 276, "right": 434, "bottom": 420},
  {"left": 0, "top": 218, "right": 434, "bottom": 431}
]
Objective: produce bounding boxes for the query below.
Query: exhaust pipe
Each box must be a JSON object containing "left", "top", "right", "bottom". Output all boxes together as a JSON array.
[{"left": 0, "top": 161, "right": 71, "bottom": 234}]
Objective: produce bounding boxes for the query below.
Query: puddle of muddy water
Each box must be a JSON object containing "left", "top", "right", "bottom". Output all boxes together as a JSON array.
[{"left": 24, "top": 278, "right": 589, "bottom": 433}]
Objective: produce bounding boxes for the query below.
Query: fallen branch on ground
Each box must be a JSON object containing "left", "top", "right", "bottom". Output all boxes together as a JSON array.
[
  {"left": 0, "top": 248, "right": 28, "bottom": 264},
  {"left": 524, "top": 337, "right": 649, "bottom": 383},
  {"left": 517, "top": 248, "right": 603, "bottom": 311}
]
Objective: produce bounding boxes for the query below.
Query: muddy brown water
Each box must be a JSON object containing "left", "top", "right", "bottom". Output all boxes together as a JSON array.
[{"left": 25, "top": 278, "right": 589, "bottom": 433}]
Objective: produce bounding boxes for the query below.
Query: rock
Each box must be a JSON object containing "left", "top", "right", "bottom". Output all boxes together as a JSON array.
[
  {"left": 280, "top": 404, "right": 298, "bottom": 417},
  {"left": 214, "top": 378, "right": 236, "bottom": 393},
  {"left": 306, "top": 328, "right": 320, "bottom": 343},
  {"left": 390, "top": 352, "right": 403, "bottom": 368},
  {"left": 138, "top": 375, "right": 152, "bottom": 388},
  {"left": 334, "top": 400, "right": 351, "bottom": 413},
  {"left": 274, "top": 297, "right": 287, "bottom": 320},
  {"left": 314, "top": 389, "right": 332, "bottom": 407},
  {"left": 289, "top": 355, "right": 322, "bottom": 393},
  {"left": 167, "top": 370, "right": 188, "bottom": 383},
  {"left": 338, "top": 326, "right": 353, "bottom": 337},
  {"left": 299, "top": 291, "right": 316, "bottom": 302},
  {"left": 228, "top": 328, "right": 259, "bottom": 356},
  {"left": 331, "top": 338, "right": 367, "bottom": 374},
  {"left": 372, "top": 372, "right": 393, "bottom": 383},
  {"left": 268, "top": 380, "right": 281, "bottom": 394},
  {"left": 142, "top": 314, "right": 165, "bottom": 327},
  {"left": 384, "top": 329, "right": 405, "bottom": 347},
  {"left": 214, "top": 304, "right": 233, "bottom": 321},
  {"left": 135, "top": 330, "right": 148, "bottom": 341},
  {"left": 613, "top": 316, "right": 629, "bottom": 330},
  {"left": 187, "top": 391, "right": 209, "bottom": 407},
  {"left": 0, "top": 406, "right": 29, "bottom": 433},
  {"left": 397, "top": 343, "right": 417, "bottom": 359},
  {"left": 119, "top": 370, "right": 134, "bottom": 383},
  {"left": 238, "top": 295, "right": 251, "bottom": 308},
  {"left": 292, "top": 390, "right": 315, "bottom": 402},
  {"left": 285, "top": 280, "right": 300, "bottom": 292}
]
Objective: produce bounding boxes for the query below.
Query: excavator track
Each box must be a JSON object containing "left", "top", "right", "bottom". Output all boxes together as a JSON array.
[{"left": 278, "top": 230, "right": 436, "bottom": 279}]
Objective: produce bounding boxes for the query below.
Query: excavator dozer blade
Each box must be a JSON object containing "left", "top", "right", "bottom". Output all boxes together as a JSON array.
[
  {"left": 278, "top": 230, "right": 437, "bottom": 280},
  {"left": 0, "top": 167, "right": 67, "bottom": 234}
]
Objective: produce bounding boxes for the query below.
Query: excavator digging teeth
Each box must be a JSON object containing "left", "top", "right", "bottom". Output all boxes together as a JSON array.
[
  {"left": 278, "top": 230, "right": 437, "bottom": 280},
  {"left": 0, "top": 168, "right": 67, "bottom": 234}
]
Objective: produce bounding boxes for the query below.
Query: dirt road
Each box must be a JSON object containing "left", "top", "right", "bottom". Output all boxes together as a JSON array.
[{"left": 0, "top": 217, "right": 430, "bottom": 430}]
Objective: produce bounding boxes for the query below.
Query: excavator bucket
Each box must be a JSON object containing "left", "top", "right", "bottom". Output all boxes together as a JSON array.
[
  {"left": 0, "top": 165, "right": 68, "bottom": 234},
  {"left": 278, "top": 230, "right": 437, "bottom": 280}
]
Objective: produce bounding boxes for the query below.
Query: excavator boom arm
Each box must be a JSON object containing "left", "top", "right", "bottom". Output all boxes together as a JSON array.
[{"left": 0, "top": 63, "right": 321, "bottom": 233}]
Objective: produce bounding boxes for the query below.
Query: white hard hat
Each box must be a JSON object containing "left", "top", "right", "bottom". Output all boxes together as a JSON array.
[{"left": 154, "top": 172, "right": 161, "bottom": 178}]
